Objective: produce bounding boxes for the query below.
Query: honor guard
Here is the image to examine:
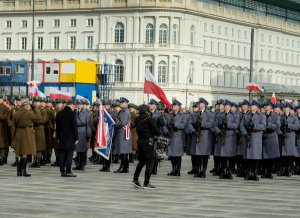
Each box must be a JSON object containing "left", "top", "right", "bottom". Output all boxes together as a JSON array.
[
  {"left": 240, "top": 100, "right": 266, "bottom": 181},
  {"left": 128, "top": 103, "right": 138, "bottom": 163},
  {"left": 167, "top": 99, "right": 187, "bottom": 176},
  {"left": 0, "top": 95, "right": 9, "bottom": 165}
]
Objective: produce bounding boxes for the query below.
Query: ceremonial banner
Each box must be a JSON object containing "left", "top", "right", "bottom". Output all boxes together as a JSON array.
[
  {"left": 270, "top": 92, "right": 276, "bottom": 104},
  {"left": 94, "top": 105, "right": 115, "bottom": 160},
  {"left": 49, "top": 87, "right": 72, "bottom": 100}
]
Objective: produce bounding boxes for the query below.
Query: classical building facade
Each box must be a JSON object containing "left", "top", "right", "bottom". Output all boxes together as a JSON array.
[{"left": 0, "top": 0, "right": 300, "bottom": 104}]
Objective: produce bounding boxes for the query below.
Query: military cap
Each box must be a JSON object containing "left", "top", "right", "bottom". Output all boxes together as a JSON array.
[
  {"left": 21, "top": 98, "right": 31, "bottom": 106},
  {"left": 40, "top": 98, "right": 46, "bottom": 102},
  {"left": 149, "top": 99, "right": 158, "bottom": 106},
  {"left": 112, "top": 102, "right": 120, "bottom": 107},
  {"left": 157, "top": 102, "right": 165, "bottom": 110},
  {"left": 55, "top": 99, "right": 62, "bottom": 104},
  {"left": 138, "top": 104, "right": 149, "bottom": 114},
  {"left": 93, "top": 101, "right": 100, "bottom": 106},
  {"left": 284, "top": 103, "right": 294, "bottom": 110},
  {"left": 119, "top": 97, "right": 129, "bottom": 103},
  {"left": 0, "top": 95, "right": 3, "bottom": 99},
  {"left": 102, "top": 99, "right": 111, "bottom": 106},
  {"left": 32, "top": 97, "right": 40, "bottom": 102},
  {"left": 75, "top": 99, "right": 84, "bottom": 105},
  {"left": 224, "top": 100, "right": 232, "bottom": 106},
  {"left": 14, "top": 95, "right": 21, "bottom": 101},
  {"left": 251, "top": 100, "right": 261, "bottom": 109},
  {"left": 231, "top": 102, "right": 238, "bottom": 108},
  {"left": 273, "top": 103, "right": 282, "bottom": 110},
  {"left": 217, "top": 99, "right": 225, "bottom": 105},
  {"left": 192, "top": 102, "right": 200, "bottom": 108},
  {"left": 172, "top": 99, "right": 182, "bottom": 106},
  {"left": 199, "top": 97, "right": 208, "bottom": 106},
  {"left": 241, "top": 99, "right": 250, "bottom": 106},
  {"left": 264, "top": 100, "right": 274, "bottom": 108}
]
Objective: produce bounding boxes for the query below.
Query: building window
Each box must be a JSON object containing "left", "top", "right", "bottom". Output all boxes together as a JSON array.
[
  {"left": 204, "top": 40, "right": 207, "bottom": 53},
  {"left": 53, "top": 19, "right": 60, "bottom": 27},
  {"left": 269, "top": 35, "right": 272, "bottom": 43},
  {"left": 261, "top": 34, "right": 264, "bottom": 42},
  {"left": 54, "top": 37, "right": 60, "bottom": 50},
  {"left": 211, "top": 41, "right": 214, "bottom": 54},
  {"left": 0, "top": 66, "right": 11, "bottom": 75},
  {"left": 70, "top": 19, "right": 77, "bottom": 27},
  {"left": 238, "top": 30, "right": 241, "bottom": 38},
  {"left": 204, "top": 23, "right": 207, "bottom": 32},
  {"left": 15, "top": 65, "right": 25, "bottom": 74},
  {"left": 190, "top": 25, "right": 195, "bottom": 46},
  {"left": 21, "top": 37, "right": 27, "bottom": 50},
  {"left": 172, "top": 61, "right": 177, "bottom": 83},
  {"left": 211, "top": 25, "right": 214, "bottom": 33},
  {"left": 277, "top": 37, "right": 280, "bottom": 45},
  {"left": 188, "top": 62, "right": 194, "bottom": 84},
  {"left": 5, "top": 37, "right": 11, "bottom": 50},
  {"left": 173, "top": 24, "right": 178, "bottom": 44},
  {"left": 268, "top": 50, "right": 271, "bottom": 61},
  {"left": 21, "top": 20, "right": 27, "bottom": 28},
  {"left": 225, "top": 44, "right": 228, "bottom": 56},
  {"left": 232, "top": 29, "right": 235, "bottom": 37},
  {"left": 6, "top": 20, "right": 12, "bottom": 28},
  {"left": 145, "top": 60, "right": 153, "bottom": 74},
  {"left": 115, "top": 22, "right": 124, "bottom": 43},
  {"left": 276, "top": 51, "right": 279, "bottom": 62},
  {"left": 261, "top": 49, "right": 263, "bottom": 60},
  {"left": 87, "top": 36, "right": 93, "bottom": 49},
  {"left": 159, "top": 24, "right": 168, "bottom": 46},
  {"left": 115, "top": 59, "right": 124, "bottom": 82},
  {"left": 37, "top": 20, "right": 44, "bottom": 28},
  {"left": 218, "top": 26, "right": 221, "bottom": 34},
  {"left": 244, "top": 46, "right": 247, "bottom": 58},
  {"left": 244, "top": 31, "right": 247, "bottom": 39},
  {"left": 237, "top": 46, "right": 240, "bottom": 57},
  {"left": 231, "top": 45, "right": 234, "bottom": 56},
  {"left": 145, "top": 23, "right": 154, "bottom": 44},
  {"left": 70, "top": 36, "right": 76, "bottom": 49},
  {"left": 46, "top": 67, "right": 51, "bottom": 75},
  {"left": 87, "top": 18, "right": 94, "bottom": 27},
  {"left": 218, "top": 42, "right": 221, "bottom": 54},
  {"left": 225, "top": 27, "right": 228, "bottom": 36},
  {"left": 158, "top": 61, "right": 167, "bottom": 83},
  {"left": 37, "top": 37, "right": 43, "bottom": 50}
]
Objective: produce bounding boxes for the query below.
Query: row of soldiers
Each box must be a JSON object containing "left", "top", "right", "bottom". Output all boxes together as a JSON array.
[{"left": 168, "top": 97, "right": 300, "bottom": 181}]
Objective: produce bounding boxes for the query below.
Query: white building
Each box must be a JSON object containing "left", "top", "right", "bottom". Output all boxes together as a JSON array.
[{"left": 0, "top": 0, "right": 300, "bottom": 105}]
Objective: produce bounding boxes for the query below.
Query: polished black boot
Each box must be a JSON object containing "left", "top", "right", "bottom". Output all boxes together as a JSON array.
[
  {"left": 167, "top": 158, "right": 176, "bottom": 176},
  {"left": 121, "top": 155, "right": 129, "bottom": 173},
  {"left": 22, "top": 158, "right": 31, "bottom": 177},
  {"left": 152, "top": 158, "right": 158, "bottom": 175},
  {"left": 16, "top": 158, "right": 21, "bottom": 177},
  {"left": 114, "top": 154, "right": 124, "bottom": 173},
  {"left": 174, "top": 157, "right": 181, "bottom": 176},
  {"left": 0, "top": 156, "right": 3, "bottom": 165},
  {"left": 30, "top": 157, "right": 38, "bottom": 168}
]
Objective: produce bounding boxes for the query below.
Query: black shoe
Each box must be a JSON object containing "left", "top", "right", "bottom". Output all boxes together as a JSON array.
[
  {"left": 143, "top": 183, "right": 156, "bottom": 189},
  {"left": 17, "top": 158, "right": 21, "bottom": 177},
  {"left": 11, "top": 161, "right": 16, "bottom": 167},
  {"left": 262, "top": 173, "right": 273, "bottom": 179},
  {"left": 114, "top": 167, "right": 123, "bottom": 173},
  {"left": 219, "top": 172, "right": 227, "bottom": 179},
  {"left": 65, "top": 173, "right": 77, "bottom": 177},
  {"left": 21, "top": 158, "right": 31, "bottom": 177},
  {"left": 167, "top": 169, "right": 175, "bottom": 176},
  {"left": 188, "top": 169, "right": 196, "bottom": 175},
  {"left": 213, "top": 170, "right": 220, "bottom": 176},
  {"left": 51, "top": 161, "right": 58, "bottom": 167},
  {"left": 120, "top": 169, "right": 129, "bottom": 173},
  {"left": 252, "top": 174, "right": 259, "bottom": 181},
  {"left": 244, "top": 171, "right": 252, "bottom": 180},
  {"left": 131, "top": 180, "right": 142, "bottom": 188},
  {"left": 61, "top": 173, "right": 67, "bottom": 177},
  {"left": 227, "top": 172, "right": 233, "bottom": 180},
  {"left": 174, "top": 170, "right": 181, "bottom": 176}
]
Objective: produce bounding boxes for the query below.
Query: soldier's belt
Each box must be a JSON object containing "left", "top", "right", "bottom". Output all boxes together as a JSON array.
[
  {"left": 17, "top": 126, "right": 33, "bottom": 129},
  {"left": 266, "top": 129, "right": 275, "bottom": 134},
  {"left": 77, "top": 125, "right": 86, "bottom": 127}
]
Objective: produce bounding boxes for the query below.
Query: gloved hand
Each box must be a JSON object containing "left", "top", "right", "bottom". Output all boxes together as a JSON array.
[{"left": 249, "top": 121, "right": 254, "bottom": 129}]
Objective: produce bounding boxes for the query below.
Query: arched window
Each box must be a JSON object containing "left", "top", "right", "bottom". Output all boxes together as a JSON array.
[
  {"left": 158, "top": 61, "right": 167, "bottom": 83},
  {"left": 190, "top": 25, "right": 195, "bottom": 46},
  {"left": 114, "top": 59, "right": 124, "bottom": 82},
  {"left": 159, "top": 24, "right": 168, "bottom": 46},
  {"left": 115, "top": 22, "right": 124, "bottom": 43},
  {"left": 173, "top": 24, "right": 178, "bottom": 44},
  {"left": 145, "top": 60, "right": 153, "bottom": 75},
  {"left": 145, "top": 24, "right": 154, "bottom": 44},
  {"left": 188, "top": 62, "right": 194, "bottom": 83}
]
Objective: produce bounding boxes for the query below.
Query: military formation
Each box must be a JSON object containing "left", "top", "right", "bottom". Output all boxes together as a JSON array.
[{"left": 1, "top": 94, "right": 300, "bottom": 182}]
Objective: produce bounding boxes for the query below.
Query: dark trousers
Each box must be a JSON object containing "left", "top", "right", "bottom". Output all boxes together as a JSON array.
[
  {"left": 59, "top": 149, "right": 74, "bottom": 174},
  {"left": 134, "top": 144, "right": 155, "bottom": 185}
]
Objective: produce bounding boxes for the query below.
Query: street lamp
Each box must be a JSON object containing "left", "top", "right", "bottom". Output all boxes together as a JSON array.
[{"left": 31, "top": 0, "right": 35, "bottom": 81}]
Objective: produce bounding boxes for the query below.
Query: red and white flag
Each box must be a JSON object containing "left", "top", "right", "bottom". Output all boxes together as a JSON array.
[
  {"left": 144, "top": 69, "right": 171, "bottom": 108},
  {"left": 270, "top": 92, "right": 276, "bottom": 104},
  {"left": 245, "top": 83, "right": 263, "bottom": 92},
  {"left": 27, "top": 81, "right": 45, "bottom": 97},
  {"left": 285, "top": 99, "right": 293, "bottom": 105},
  {"left": 49, "top": 87, "right": 72, "bottom": 100}
]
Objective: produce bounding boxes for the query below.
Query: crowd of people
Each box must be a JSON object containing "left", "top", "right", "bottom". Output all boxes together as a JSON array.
[{"left": 1, "top": 94, "right": 300, "bottom": 189}]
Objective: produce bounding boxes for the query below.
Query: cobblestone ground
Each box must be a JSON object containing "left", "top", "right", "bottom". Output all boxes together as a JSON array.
[{"left": 0, "top": 151, "right": 300, "bottom": 218}]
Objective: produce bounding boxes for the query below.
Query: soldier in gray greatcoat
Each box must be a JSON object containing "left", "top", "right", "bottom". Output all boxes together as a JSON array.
[
  {"left": 216, "top": 100, "right": 239, "bottom": 179},
  {"left": 236, "top": 100, "right": 250, "bottom": 177},
  {"left": 167, "top": 99, "right": 187, "bottom": 177},
  {"left": 186, "top": 102, "right": 200, "bottom": 175},
  {"left": 295, "top": 106, "right": 300, "bottom": 175},
  {"left": 212, "top": 99, "right": 225, "bottom": 176},
  {"left": 73, "top": 99, "right": 91, "bottom": 171},
  {"left": 262, "top": 100, "right": 280, "bottom": 179},
  {"left": 240, "top": 100, "right": 266, "bottom": 181},
  {"left": 278, "top": 103, "right": 299, "bottom": 177},
  {"left": 114, "top": 97, "right": 132, "bottom": 173},
  {"left": 193, "top": 98, "right": 215, "bottom": 178}
]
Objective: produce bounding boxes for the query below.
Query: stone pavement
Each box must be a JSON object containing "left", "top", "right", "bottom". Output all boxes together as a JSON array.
[{"left": 1, "top": 152, "right": 300, "bottom": 218}]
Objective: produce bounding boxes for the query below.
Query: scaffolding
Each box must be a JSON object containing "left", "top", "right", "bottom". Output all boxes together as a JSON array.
[{"left": 97, "top": 63, "right": 114, "bottom": 101}]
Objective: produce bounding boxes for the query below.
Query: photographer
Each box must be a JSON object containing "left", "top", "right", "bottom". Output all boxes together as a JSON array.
[{"left": 131, "top": 104, "right": 161, "bottom": 189}]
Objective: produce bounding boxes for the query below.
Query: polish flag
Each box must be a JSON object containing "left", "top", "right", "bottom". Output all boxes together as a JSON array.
[
  {"left": 285, "top": 99, "right": 293, "bottom": 105},
  {"left": 144, "top": 69, "right": 171, "bottom": 108},
  {"left": 49, "top": 87, "right": 72, "bottom": 100},
  {"left": 270, "top": 92, "right": 276, "bottom": 104},
  {"left": 245, "top": 83, "right": 263, "bottom": 92},
  {"left": 27, "top": 81, "right": 45, "bottom": 97}
]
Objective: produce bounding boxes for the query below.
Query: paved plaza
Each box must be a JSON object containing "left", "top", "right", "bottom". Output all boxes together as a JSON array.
[{"left": 0, "top": 152, "right": 300, "bottom": 218}]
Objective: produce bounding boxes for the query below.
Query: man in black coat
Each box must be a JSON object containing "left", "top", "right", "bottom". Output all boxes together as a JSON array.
[
  {"left": 131, "top": 104, "right": 161, "bottom": 189},
  {"left": 56, "top": 101, "right": 78, "bottom": 177}
]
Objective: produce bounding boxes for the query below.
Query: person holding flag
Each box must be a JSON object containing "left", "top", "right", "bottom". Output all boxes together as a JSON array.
[{"left": 114, "top": 97, "right": 132, "bottom": 174}]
